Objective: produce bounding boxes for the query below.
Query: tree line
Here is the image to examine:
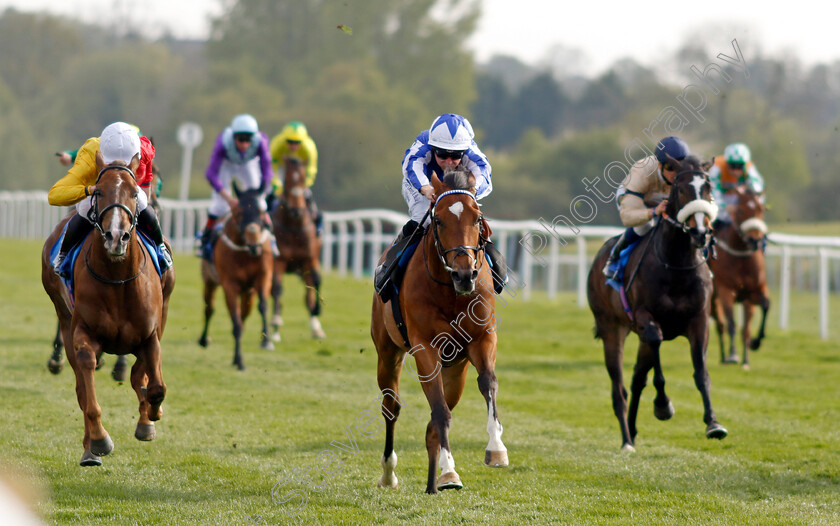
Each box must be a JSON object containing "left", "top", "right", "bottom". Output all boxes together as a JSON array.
[{"left": 0, "top": 2, "right": 836, "bottom": 224}]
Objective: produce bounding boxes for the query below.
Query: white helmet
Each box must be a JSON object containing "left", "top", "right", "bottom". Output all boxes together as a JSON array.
[
  {"left": 428, "top": 113, "right": 474, "bottom": 151},
  {"left": 724, "top": 142, "right": 751, "bottom": 164},
  {"left": 231, "top": 114, "right": 259, "bottom": 134},
  {"left": 100, "top": 122, "right": 141, "bottom": 164}
]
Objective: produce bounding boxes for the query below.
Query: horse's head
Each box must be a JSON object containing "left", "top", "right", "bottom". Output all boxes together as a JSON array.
[
  {"left": 91, "top": 151, "right": 141, "bottom": 259},
  {"left": 430, "top": 166, "right": 485, "bottom": 295},
  {"left": 283, "top": 157, "right": 308, "bottom": 216},
  {"left": 665, "top": 155, "right": 716, "bottom": 248},
  {"left": 731, "top": 186, "right": 767, "bottom": 251},
  {"left": 232, "top": 183, "right": 268, "bottom": 256}
]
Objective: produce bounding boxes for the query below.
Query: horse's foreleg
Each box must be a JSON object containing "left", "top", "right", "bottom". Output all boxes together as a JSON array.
[
  {"left": 742, "top": 302, "right": 755, "bottom": 369},
  {"left": 142, "top": 336, "right": 166, "bottom": 422},
  {"left": 750, "top": 293, "right": 770, "bottom": 352},
  {"left": 711, "top": 294, "right": 727, "bottom": 364},
  {"left": 198, "top": 280, "right": 217, "bottom": 348},
  {"left": 271, "top": 260, "right": 287, "bottom": 342},
  {"left": 72, "top": 330, "right": 112, "bottom": 465},
  {"left": 602, "top": 328, "right": 633, "bottom": 451},
  {"left": 687, "top": 318, "right": 727, "bottom": 440},
  {"left": 722, "top": 299, "right": 738, "bottom": 364},
  {"left": 415, "top": 351, "right": 457, "bottom": 493},
  {"left": 477, "top": 366, "right": 509, "bottom": 468},
  {"left": 224, "top": 287, "right": 245, "bottom": 370},
  {"left": 376, "top": 348, "right": 405, "bottom": 490},
  {"left": 48, "top": 321, "right": 65, "bottom": 374},
  {"left": 304, "top": 267, "right": 326, "bottom": 339},
  {"left": 130, "top": 355, "right": 155, "bottom": 441},
  {"left": 641, "top": 319, "right": 675, "bottom": 424}
]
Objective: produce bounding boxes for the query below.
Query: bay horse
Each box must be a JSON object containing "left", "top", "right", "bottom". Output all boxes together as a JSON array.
[
  {"left": 270, "top": 156, "right": 325, "bottom": 341},
  {"left": 709, "top": 186, "right": 770, "bottom": 369},
  {"left": 587, "top": 156, "right": 727, "bottom": 452},
  {"left": 198, "top": 185, "right": 274, "bottom": 370},
  {"left": 371, "top": 167, "right": 508, "bottom": 494},
  {"left": 41, "top": 153, "right": 175, "bottom": 466}
]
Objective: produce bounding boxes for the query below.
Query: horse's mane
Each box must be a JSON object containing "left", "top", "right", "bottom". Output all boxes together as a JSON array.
[
  {"left": 442, "top": 166, "right": 475, "bottom": 191},
  {"left": 679, "top": 155, "right": 704, "bottom": 173}
]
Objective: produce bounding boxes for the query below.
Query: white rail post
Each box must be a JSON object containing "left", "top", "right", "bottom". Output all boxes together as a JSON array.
[
  {"left": 819, "top": 248, "right": 829, "bottom": 340},
  {"left": 353, "top": 219, "right": 365, "bottom": 279},
  {"left": 577, "top": 235, "right": 588, "bottom": 308},
  {"left": 321, "top": 216, "right": 333, "bottom": 272},
  {"left": 521, "top": 230, "right": 533, "bottom": 301},
  {"left": 337, "top": 221, "right": 349, "bottom": 277},
  {"left": 547, "top": 234, "right": 559, "bottom": 300},
  {"left": 779, "top": 244, "right": 791, "bottom": 330}
]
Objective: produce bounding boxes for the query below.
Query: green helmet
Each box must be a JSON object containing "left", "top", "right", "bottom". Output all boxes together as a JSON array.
[
  {"left": 282, "top": 121, "right": 308, "bottom": 142},
  {"left": 724, "top": 143, "right": 751, "bottom": 165}
]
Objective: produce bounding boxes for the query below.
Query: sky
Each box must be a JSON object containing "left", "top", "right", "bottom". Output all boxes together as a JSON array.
[{"left": 0, "top": 0, "right": 835, "bottom": 76}]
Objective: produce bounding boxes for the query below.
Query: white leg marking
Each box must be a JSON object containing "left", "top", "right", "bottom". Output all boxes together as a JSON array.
[
  {"left": 377, "top": 451, "right": 398, "bottom": 488},
  {"left": 486, "top": 394, "right": 507, "bottom": 452},
  {"left": 438, "top": 447, "right": 456, "bottom": 475},
  {"left": 310, "top": 316, "right": 326, "bottom": 339}
]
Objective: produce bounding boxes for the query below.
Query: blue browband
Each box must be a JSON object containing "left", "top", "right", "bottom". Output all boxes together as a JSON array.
[{"left": 434, "top": 189, "right": 476, "bottom": 207}]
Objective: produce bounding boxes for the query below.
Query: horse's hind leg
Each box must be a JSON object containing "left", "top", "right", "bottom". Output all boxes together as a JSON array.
[
  {"left": 627, "top": 342, "right": 654, "bottom": 443},
  {"left": 270, "top": 260, "right": 287, "bottom": 342},
  {"left": 741, "top": 301, "right": 754, "bottom": 370},
  {"left": 111, "top": 355, "right": 128, "bottom": 382},
  {"left": 375, "top": 346, "right": 405, "bottom": 490},
  {"left": 750, "top": 293, "right": 770, "bottom": 352},
  {"left": 48, "top": 321, "right": 64, "bottom": 374},
  {"left": 721, "top": 297, "right": 738, "bottom": 364},
  {"left": 130, "top": 356, "right": 155, "bottom": 441},
  {"left": 257, "top": 271, "right": 275, "bottom": 351},
  {"left": 198, "top": 278, "right": 217, "bottom": 348},
  {"left": 304, "top": 267, "right": 326, "bottom": 340},
  {"left": 602, "top": 327, "right": 633, "bottom": 451}
]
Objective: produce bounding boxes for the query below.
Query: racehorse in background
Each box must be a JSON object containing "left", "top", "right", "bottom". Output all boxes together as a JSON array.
[
  {"left": 371, "top": 167, "right": 508, "bottom": 494},
  {"left": 41, "top": 154, "right": 175, "bottom": 466},
  {"left": 270, "top": 156, "right": 325, "bottom": 341},
  {"left": 709, "top": 186, "right": 770, "bottom": 369},
  {"left": 587, "top": 156, "right": 727, "bottom": 452},
  {"left": 198, "top": 185, "right": 274, "bottom": 370}
]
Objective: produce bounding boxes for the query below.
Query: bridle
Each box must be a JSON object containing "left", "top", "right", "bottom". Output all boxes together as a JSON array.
[
  {"left": 88, "top": 165, "right": 139, "bottom": 237},
  {"left": 430, "top": 190, "right": 487, "bottom": 274},
  {"left": 653, "top": 169, "right": 716, "bottom": 271}
]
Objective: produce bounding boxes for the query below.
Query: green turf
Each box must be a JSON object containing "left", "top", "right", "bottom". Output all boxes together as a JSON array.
[{"left": 1, "top": 239, "right": 838, "bottom": 525}]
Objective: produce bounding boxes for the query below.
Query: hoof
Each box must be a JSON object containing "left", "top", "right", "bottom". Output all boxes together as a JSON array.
[
  {"left": 722, "top": 354, "right": 738, "bottom": 364},
  {"left": 706, "top": 422, "right": 728, "bottom": 440},
  {"left": 653, "top": 400, "right": 675, "bottom": 421},
  {"left": 95, "top": 356, "right": 105, "bottom": 370},
  {"left": 312, "top": 330, "right": 327, "bottom": 340},
  {"left": 271, "top": 332, "right": 281, "bottom": 343},
  {"left": 198, "top": 337, "right": 210, "bottom": 348},
  {"left": 272, "top": 315, "right": 284, "bottom": 327},
  {"left": 47, "top": 359, "right": 64, "bottom": 375},
  {"left": 261, "top": 340, "right": 275, "bottom": 351},
  {"left": 310, "top": 318, "right": 326, "bottom": 340},
  {"left": 135, "top": 423, "right": 156, "bottom": 441},
  {"left": 80, "top": 449, "right": 102, "bottom": 466},
  {"left": 742, "top": 363, "right": 751, "bottom": 371},
  {"left": 111, "top": 365, "right": 127, "bottom": 383},
  {"left": 376, "top": 477, "right": 399, "bottom": 490},
  {"left": 90, "top": 434, "right": 114, "bottom": 456},
  {"left": 620, "top": 443, "right": 636, "bottom": 453},
  {"left": 750, "top": 339, "right": 762, "bottom": 351},
  {"left": 436, "top": 471, "right": 462, "bottom": 491},
  {"left": 484, "top": 450, "right": 509, "bottom": 467}
]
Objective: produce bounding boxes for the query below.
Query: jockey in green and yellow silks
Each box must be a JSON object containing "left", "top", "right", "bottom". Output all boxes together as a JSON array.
[{"left": 268, "top": 121, "right": 322, "bottom": 232}]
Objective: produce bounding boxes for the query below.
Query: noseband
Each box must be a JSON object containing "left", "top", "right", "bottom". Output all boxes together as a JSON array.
[
  {"left": 430, "top": 190, "right": 487, "bottom": 273},
  {"left": 89, "top": 165, "right": 139, "bottom": 237}
]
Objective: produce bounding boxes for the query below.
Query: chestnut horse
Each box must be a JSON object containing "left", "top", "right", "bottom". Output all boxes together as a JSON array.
[
  {"left": 587, "top": 156, "right": 727, "bottom": 452},
  {"left": 270, "top": 157, "right": 325, "bottom": 341},
  {"left": 709, "top": 186, "right": 770, "bottom": 368},
  {"left": 41, "top": 154, "right": 175, "bottom": 466},
  {"left": 48, "top": 152, "right": 164, "bottom": 381},
  {"left": 198, "top": 186, "right": 274, "bottom": 370},
  {"left": 371, "top": 168, "right": 508, "bottom": 494}
]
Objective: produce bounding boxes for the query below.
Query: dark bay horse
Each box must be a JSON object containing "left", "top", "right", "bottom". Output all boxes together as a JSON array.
[
  {"left": 41, "top": 154, "right": 175, "bottom": 466},
  {"left": 270, "top": 157, "right": 325, "bottom": 341},
  {"left": 587, "top": 156, "right": 727, "bottom": 452},
  {"left": 709, "top": 186, "right": 770, "bottom": 369},
  {"left": 198, "top": 186, "right": 274, "bottom": 370},
  {"left": 371, "top": 168, "right": 508, "bottom": 494}
]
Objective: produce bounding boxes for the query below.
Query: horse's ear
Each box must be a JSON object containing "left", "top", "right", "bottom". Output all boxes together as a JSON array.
[
  {"left": 129, "top": 155, "right": 141, "bottom": 174},
  {"left": 95, "top": 149, "right": 106, "bottom": 171},
  {"left": 701, "top": 159, "right": 714, "bottom": 171},
  {"left": 430, "top": 172, "right": 445, "bottom": 195},
  {"left": 467, "top": 173, "right": 477, "bottom": 194},
  {"left": 232, "top": 181, "right": 241, "bottom": 198}
]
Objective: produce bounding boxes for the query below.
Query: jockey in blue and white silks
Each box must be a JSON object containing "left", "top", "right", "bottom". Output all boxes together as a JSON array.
[
  {"left": 375, "top": 113, "right": 506, "bottom": 297},
  {"left": 401, "top": 118, "right": 492, "bottom": 226}
]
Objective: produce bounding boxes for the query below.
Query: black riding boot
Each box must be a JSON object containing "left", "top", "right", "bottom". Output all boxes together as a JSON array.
[
  {"left": 602, "top": 227, "right": 641, "bottom": 280},
  {"left": 374, "top": 220, "right": 421, "bottom": 295},
  {"left": 197, "top": 215, "right": 219, "bottom": 260},
  {"left": 306, "top": 194, "right": 323, "bottom": 236},
  {"left": 484, "top": 240, "right": 508, "bottom": 294},
  {"left": 138, "top": 207, "right": 172, "bottom": 272},
  {"left": 54, "top": 213, "right": 94, "bottom": 278}
]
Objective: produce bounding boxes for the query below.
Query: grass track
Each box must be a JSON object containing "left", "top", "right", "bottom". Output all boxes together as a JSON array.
[{"left": 1, "top": 238, "right": 838, "bottom": 525}]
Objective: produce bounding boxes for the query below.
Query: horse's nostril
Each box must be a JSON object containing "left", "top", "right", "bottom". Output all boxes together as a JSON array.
[
  {"left": 121, "top": 232, "right": 131, "bottom": 242},
  {"left": 104, "top": 232, "right": 113, "bottom": 241}
]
